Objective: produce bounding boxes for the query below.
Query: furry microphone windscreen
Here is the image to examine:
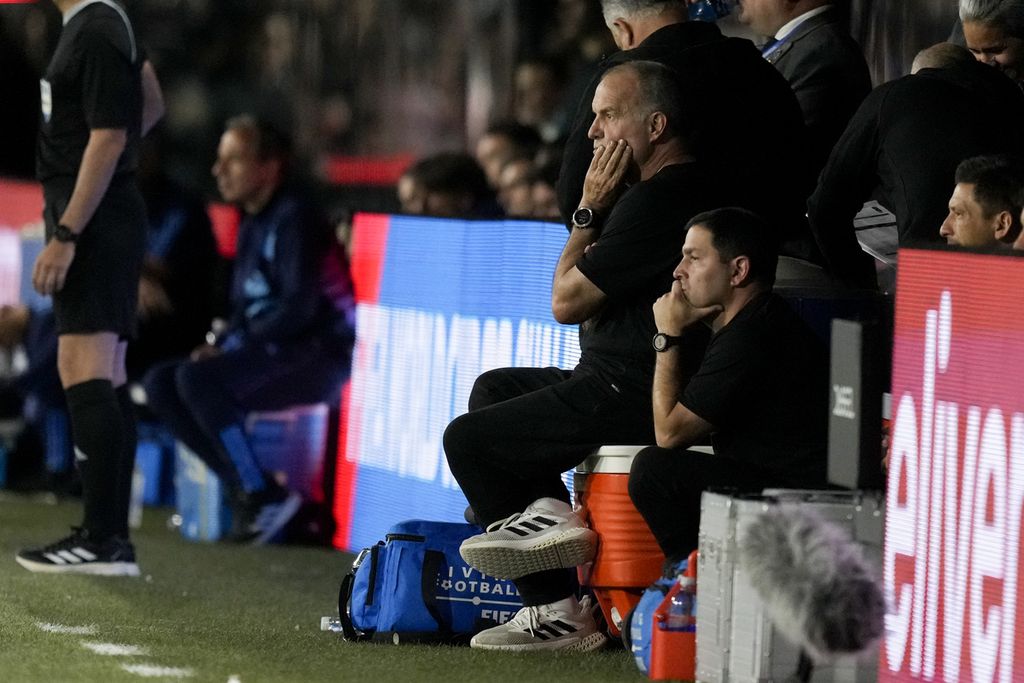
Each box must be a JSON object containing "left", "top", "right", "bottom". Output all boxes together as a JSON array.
[{"left": 738, "top": 505, "right": 885, "bottom": 662}]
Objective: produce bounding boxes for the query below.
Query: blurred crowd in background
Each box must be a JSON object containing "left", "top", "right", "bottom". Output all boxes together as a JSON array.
[{"left": 1, "top": 0, "right": 960, "bottom": 221}]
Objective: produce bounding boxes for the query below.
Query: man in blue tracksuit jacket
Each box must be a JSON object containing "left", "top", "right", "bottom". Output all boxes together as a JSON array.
[{"left": 144, "top": 114, "right": 354, "bottom": 544}]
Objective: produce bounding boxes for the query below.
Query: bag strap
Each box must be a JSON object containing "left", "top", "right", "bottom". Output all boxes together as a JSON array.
[
  {"left": 421, "top": 550, "right": 452, "bottom": 635},
  {"left": 337, "top": 571, "right": 362, "bottom": 641}
]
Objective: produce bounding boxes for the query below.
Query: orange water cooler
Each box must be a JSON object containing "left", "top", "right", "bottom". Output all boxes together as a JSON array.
[{"left": 574, "top": 445, "right": 665, "bottom": 637}]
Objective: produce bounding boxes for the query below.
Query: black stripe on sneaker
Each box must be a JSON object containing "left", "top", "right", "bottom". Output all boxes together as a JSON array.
[
  {"left": 519, "top": 521, "right": 546, "bottom": 532},
  {"left": 527, "top": 629, "right": 551, "bottom": 640},
  {"left": 549, "top": 620, "right": 578, "bottom": 634},
  {"left": 530, "top": 516, "right": 558, "bottom": 527},
  {"left": 506, "top": 526, "right": 531, "bottom": 537}
]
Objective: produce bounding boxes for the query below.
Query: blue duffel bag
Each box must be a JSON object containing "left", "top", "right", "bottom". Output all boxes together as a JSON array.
[{"left": 338, "top": 520, "right": 524, "bottom": 644}]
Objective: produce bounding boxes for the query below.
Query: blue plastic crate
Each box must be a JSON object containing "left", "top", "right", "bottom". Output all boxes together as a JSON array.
[
  {"left": 245, "top": 404, "right": 329, "bottom": 500},
  {"left": 174, "top": 444, "right": 231, "bottom": 542}
]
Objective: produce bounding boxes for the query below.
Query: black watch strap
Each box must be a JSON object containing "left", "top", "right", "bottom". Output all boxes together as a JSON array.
[
  {"left": 652, "top": 332, "right": 684, "bottom": 352},
  {"left": 54, "top": 224, "right": 79, "bottom": 244}
]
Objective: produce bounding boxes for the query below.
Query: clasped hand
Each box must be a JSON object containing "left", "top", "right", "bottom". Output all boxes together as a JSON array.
[{"left": 653, "top": 280, "right": 722, "bottom": 335}]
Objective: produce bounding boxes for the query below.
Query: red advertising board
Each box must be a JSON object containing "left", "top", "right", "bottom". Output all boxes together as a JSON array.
[
  {"left": 883, "top": 248, "right": 1024, "bottom": 683},
  {"left": 0, "top": 178, "right": 43, "bottom": 305}
]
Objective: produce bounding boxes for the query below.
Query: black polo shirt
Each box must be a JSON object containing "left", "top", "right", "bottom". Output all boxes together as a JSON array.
[
  {"left": 37, "top": 0, "right": 142, "bottom": 183},
  {"left": 556, "top": 22, "right": 810, "bottom": 249},
  {"left": 574, "top": 162, "right": 716, "bottom": 395},
  {"left": 681, "top": 292, "right": 829, "bottom": 483}
]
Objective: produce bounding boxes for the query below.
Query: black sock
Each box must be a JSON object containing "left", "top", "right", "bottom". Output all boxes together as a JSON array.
[
  {"left": 65, "top": 379, "right": 123, "bottom": 540},
  {"left": 114, "top": 384, "right": 138, "bottom": 538},
  {"left": 513, "top": 568, "right": 578, "bottom": 607}
]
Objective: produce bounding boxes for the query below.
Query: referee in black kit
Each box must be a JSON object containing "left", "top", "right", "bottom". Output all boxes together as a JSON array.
[{"left": 16, "top": 0, "right": 164, "bottom": 576}]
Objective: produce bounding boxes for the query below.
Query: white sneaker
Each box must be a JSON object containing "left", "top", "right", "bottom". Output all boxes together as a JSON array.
[
  {"left": 470, "top": 595, "right": 607, "bottom": 652},
  {"left": 459, "top": 497, "right": 596, "bottom": 580}
]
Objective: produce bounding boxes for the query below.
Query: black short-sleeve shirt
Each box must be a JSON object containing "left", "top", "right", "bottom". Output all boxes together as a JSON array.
[
  {"left": 681, "top": 292, "right": 829, "bottom": 483},
  {"left": 574, "top": 163, "right": 718, "bottom": 392},
  {"left": 37, "top": 1, "right": 142, "bottom": 182}
]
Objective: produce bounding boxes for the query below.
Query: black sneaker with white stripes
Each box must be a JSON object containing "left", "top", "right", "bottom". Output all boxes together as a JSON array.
[
  {"left": 459, "top": 497, "right": 597, "bottom": 580},
  {"left": 225, "top": 486, "right": 302, "bottom": 545},
  {"left": 15, "top": 528, "right": 140, "bottom": 576},
  {"left": 470, "top": 595, "right": 607, "bottom": 651}
]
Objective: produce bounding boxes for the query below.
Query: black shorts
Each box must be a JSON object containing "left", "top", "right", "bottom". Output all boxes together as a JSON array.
[{"left": 43, "top": 175, "right": 146, "bottom": 337}]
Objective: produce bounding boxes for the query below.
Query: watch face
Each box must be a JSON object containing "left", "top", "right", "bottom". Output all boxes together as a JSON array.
[
  {"left": 653, "top": 333, "right": 668, "bottom": 352},
  {"left": 572, "top": 207, "right": 593, "bottom": 228}
]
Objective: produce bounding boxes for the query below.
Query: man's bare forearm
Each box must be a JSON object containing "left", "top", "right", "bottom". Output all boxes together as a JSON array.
[
  {"left": 551, "top": 227, "right": 603, "bottom": 324},
  {"left": 553, "top": 227, "right": 595, "bottom": 293},
  {"left": 59, "top": 128, "right": 127, "bottom": 232},
  {"left": 652, "top": 346, "right": 683, "bottom": 439}
]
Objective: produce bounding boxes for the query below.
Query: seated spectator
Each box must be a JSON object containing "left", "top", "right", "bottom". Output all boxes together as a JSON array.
[
  {"left": 445, "top": 60, "right": 718, "bottom": 652},
  {"left": 530, "top": 157, "right": 562, "bottom": 221},
  {"left": 808, "top": 42, "right": 1024, "bottom": 288},
  {"left": 513, "top": 57, "right": 570, "bottom": 143},
  {"left": 143, "top": 115, "right": 355, "bottom": 544},
  {"left": 557, "top": 0, "right": 811, "bottom": 259},
  {"left": 496, "top": 156, "right": 536, "bottom": 217},
  {"left": 474, "top": 122, "right": 542, "bottom": 190},
  {"left": 960, "top": 0, "right": 1024, "bottom": 89},
  {"left": 396, "top": 153, "right": 500, "bottom": 218},
  {"left": 630, "top": 207, "right": 830, "bottom": 564},
  {"left": 940, "top": 154, "right": 1024, "bottom": 248},
  {"left": 734, "top": 0, "right": 872, "bottom": 177}
]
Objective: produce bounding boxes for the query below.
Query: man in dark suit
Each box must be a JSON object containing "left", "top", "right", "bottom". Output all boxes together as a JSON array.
[
  {"left": 736, "top": 0, "right": 872, "bottom": 176},
  {"left": 556, "top": 0, "right": 814, "bottom": 259},
  {"left": 807, "top": 44, "right": 1024, "bottom": 287}
]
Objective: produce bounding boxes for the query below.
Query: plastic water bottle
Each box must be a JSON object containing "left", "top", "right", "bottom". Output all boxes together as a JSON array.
[
  {"left": 658, "top": 576, "right": 697, "bottom": 632},
  {"left": 688, "top": 0, "right": 732, "bottom": 22},
  {"left": 320, "top": 616, "right": 343, "bottom": 633},
  {"left": 650, "top": 565, "right": 698, "bottom": 680}
]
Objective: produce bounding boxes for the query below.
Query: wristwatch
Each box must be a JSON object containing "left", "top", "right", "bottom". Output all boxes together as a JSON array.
[
  {"left": 53, "top": 224, "right": 79, "bottom": 244},
  {"left": 652, "top": 332, "right": 684, "bottom": 352},
  {"left": 571, "top": 207, "right": 597, "bottom": 229}
]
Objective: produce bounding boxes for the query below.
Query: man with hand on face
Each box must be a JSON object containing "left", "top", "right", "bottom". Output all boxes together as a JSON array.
[
  {"left": 628, "top": 207, "right": 830, "bottom": 564},
  {"left": 557, "top": 0, "right": 811, "bottom": 258},
  {"left": 940, "top": 154, "right": 1024, "bottom": 249},
  {"left": 444, "top": 61, "right": 719, "bottom": 653}
]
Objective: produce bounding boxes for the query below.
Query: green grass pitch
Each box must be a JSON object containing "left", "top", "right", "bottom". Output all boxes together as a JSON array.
[{"left": 0, "top": 492, "right": 641, "bottom": 682}]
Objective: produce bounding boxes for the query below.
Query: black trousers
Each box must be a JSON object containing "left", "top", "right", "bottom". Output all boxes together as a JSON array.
[
  {"left": 443, "top": 366, "right": 654, "bottom": 605},
  {"left": 144, "top": 339, "right": 349, "bottom": 494},
  {"left": 628, "top": 446, "right": 784, "bottom": 564}
]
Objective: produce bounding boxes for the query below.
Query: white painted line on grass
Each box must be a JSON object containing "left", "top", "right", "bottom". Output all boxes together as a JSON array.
[
  {"left": 121, "top": 663, "right": 195, "bottom": 678},
  {"left": 81, "top": 641, "right": 149, "bottom": 656},
  {"left": 35, "top": 622, "right": 98, "bottom": 635}
]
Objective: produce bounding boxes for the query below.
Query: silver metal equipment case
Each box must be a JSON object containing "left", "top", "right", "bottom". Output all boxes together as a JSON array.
[{"left": 696, "top": 489, "right": 884, "bottom": 683}]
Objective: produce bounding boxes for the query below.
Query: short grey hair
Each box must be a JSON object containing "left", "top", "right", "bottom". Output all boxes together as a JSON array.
[
  {"left": 959, "top": 0, "right": 1024, "bottom": 37},
  {"left": 602, "top": 60, "right": 691, "bottom": 139},
  {"left": 911, "top": 42, "right": 975, "bottom": 73},
  {"left": 600, "top": 0, "right": 687, "bottom": 22}
]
